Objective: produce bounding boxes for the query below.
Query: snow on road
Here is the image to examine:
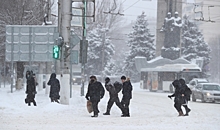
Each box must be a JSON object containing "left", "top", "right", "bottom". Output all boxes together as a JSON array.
[{"left": 0, "top": 83, "right": 220, "bottom": 130}]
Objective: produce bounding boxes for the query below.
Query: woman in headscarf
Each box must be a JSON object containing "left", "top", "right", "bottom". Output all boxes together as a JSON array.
[{"left": 47, "top": 73, "right": 60, "bottom": 103}]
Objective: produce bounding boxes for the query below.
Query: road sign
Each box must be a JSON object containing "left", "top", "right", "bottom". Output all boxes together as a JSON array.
[
  {"left": 71, "top": 8, "right": 82, "bottom": 27},
  {"left": 70, "top": 31, "right": 81, "bottom": 48},
  {"left": 5, "top": 25, "right": 59, "bottom": 62},
  {"left": 71, "top": 50, "right": 79, "bottom": 64}
]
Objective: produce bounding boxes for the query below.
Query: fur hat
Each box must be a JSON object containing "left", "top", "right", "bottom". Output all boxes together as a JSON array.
[
  {"left": 121, "top": 76, "right": 126, "bottom": 80},
  {"left": 90, "top": 75, "right": 96, "bottom": 79}
]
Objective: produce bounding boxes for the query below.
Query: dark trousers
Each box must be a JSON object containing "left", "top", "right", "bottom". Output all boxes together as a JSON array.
[
  {"left": 174, "top": 102, "right": 182, "bottom": 112},
  {"left": 183, "top": 101, "right": 190, "bottom": 114},
  {"left": 106, "top": 97, "right": 123, "bottom": 113},
  {"left": 91, "top": 101, "right": 99, "bottom": 115},
  {"left": 121, "top": 98, "right": 130, "bottom": 116}
]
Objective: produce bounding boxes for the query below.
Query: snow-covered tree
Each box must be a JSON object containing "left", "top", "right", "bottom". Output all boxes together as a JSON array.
[
  {"left": 0, "top": 0, "right": 47, "bottom": 79},
  {"left": 86, "top": 25, "right": 115, "bottom": 76},
  {"left": 124, "top": 12, "right": 155, "bottom": 80},
  {"left": 181, "top": 15, "right": 211, "bottom": 71},
  {"left": 103, "top": 60, "right": 116, "bottom": 76}
]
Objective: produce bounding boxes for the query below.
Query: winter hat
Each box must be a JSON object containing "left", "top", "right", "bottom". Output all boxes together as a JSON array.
[
  {"left": 105, "top": 77, "right": 110, "bottom": 82},
  {"left": 90, "top": 75, "right": 96, "bottom": 79},
  {"left": 121, "top": 76, "right": 126, "bottom": 80},
  {"left": 179, "top": 78, "right": 185, "bottom": 85},
  {"left": 172, "top": 80, "right": 180, "bottom": 88}
]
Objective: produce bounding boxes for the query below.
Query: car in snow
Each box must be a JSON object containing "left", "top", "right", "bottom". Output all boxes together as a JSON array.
[
  {"left": 72, "top": 72, "right": 82, "bottom": 85},
  {"left": 191, "top": 83, "right": 220, "bottom": 103},
  {"left": 188, "top": 78, "right": 209, "bottom": 90}
]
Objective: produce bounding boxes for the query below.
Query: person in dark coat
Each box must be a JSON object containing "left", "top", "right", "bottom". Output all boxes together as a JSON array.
[
  {"left": 168, "top": 79, "right": 185, "bottom": 116},
  {"left": 25, "top": 70, "right": 37, "bottom": 106},
  {"left": 85, "top": 75, "right": 105, "bottom": 117},
  {"left": 179, "top": 78, "right": 192, "bottom": 116},
  {"left": 103, "top": 77, "right": 124, "bottom": 115},
  {"left": 120, "top": 76, "right": 133, "bottom": 117},
  {"left": 47, "top": 73, "right": 60, "bottom": 103}
]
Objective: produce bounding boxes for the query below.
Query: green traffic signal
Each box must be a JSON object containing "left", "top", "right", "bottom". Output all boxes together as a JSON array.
[{"left": 53, "top": 45, "right": 60, "bottom": 59}]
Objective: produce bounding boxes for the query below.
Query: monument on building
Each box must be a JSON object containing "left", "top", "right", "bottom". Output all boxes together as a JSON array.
[{"left": 156, "top": 0, "right": 183, "bottom": 60}]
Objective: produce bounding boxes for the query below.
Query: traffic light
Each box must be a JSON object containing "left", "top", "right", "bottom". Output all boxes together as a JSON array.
[{"left": 53, "top": 45, "right": 60, "bottom": 59}]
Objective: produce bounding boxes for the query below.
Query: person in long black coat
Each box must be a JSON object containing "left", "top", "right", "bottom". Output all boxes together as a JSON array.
[
  {"left": 121, "top": 76, "right": 133, "bottom": 117},
  {"left": 47, "top": 73, "right": 60, "bottom": 103},
  {"left": 85, "top": 75, "right": 105, "bottom": 117},
  {"left": 25, "top": 71, "right": 37, "bottom": 106},
  {"left": 179, "top": 78, "right": 192, "bottom": 116},
  {"left": 168, "top": 80, "right": 185, "bottom": 116},
  {"left": 103, "top": 77, "right": 124, "bottom": 115}
]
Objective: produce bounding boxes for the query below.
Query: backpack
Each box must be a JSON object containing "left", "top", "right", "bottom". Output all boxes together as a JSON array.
[{"left": 113, "top": 81, "right": 122, "bottom": 94}]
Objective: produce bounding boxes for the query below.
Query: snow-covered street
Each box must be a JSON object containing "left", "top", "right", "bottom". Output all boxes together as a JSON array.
[{"left": 0, "top": 83, "right": 219, "bottom": 130}]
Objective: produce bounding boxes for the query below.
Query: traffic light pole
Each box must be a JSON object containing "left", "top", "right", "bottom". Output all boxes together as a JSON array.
[{"left": 59, "top": 0, "right": 71, "bottom": 105}]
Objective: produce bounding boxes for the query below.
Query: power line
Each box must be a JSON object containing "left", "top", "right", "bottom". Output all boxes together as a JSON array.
[
  {"left": 123, "top": 0, "right": 140, "bottom": 12},
  {"left": 122, "top": 0, "right": 128, "bottom": 4},
  {"left": 123, "top": 4, "right": 156, "bottom": 10}
]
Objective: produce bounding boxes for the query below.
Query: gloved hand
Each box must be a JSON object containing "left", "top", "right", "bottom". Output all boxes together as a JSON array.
[
  {"left": 85, "top": 96, "right": 89, "bottom": 100},
  {"left": 168, "top": 95, "right": 172, "bottom": 99}
]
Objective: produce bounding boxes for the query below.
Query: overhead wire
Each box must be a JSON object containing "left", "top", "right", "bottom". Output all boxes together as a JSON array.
[
  {"left": 123, "top": 0, "right": 140, "bottom": 12},
  {"left": 121, "top": 0, "right": 128, "bottom": 4}
]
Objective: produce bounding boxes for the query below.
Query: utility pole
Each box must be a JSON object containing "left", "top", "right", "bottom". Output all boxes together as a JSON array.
[
  {"left": 45, "top": 0, "right": 53, "bottom": 94},
  {"left": 59, "top": 0, "right": 72, "bottom": 105},
  {"left": 81, "top": 0, "right": 87, "bottom": 96}
]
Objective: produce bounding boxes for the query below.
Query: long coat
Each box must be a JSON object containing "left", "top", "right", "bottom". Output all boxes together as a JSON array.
[
  {"left": 122, "top": 80, "right": 133, "bottom": 100},
  {"left": 47, "top": 73, "right": 60, "bottom": 99},
  {"left": 26, "top": 71, "right": 36, "bottom": 102},
  {"left": 86, "top": 81, "right": 105, "bottom": 102},
  {"left": 170, "top": 80, "right": 185, "bottom": 104}
]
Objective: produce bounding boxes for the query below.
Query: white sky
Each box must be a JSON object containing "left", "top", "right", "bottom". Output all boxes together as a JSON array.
[{"left": 122, "top": 0, "right": 157, "bottom": 23}]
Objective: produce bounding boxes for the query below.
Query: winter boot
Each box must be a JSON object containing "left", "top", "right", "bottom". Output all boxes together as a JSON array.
[
  {"left": 103, "top": 112, "right": 110, "bottom": 115},
  {"left": 33, "top": 101, "right": 37, "bottom": 106},
  {"left": 184, "top": 108, "right": 191, "bottom": 116},
  {"left": 91, "top": 114, "right": 98, "bottom": 117},
  {"left": 91, "top": 112, "right": 98, "bottom": 117},
  {"left": 55, "top": 99, "right": 60, "bottom": 103},
  {"left": 178, "top": 111, "right": 184, "bottom": 116},
  {"left": 103, "top": 109, "right": 110, "bottom": 115}
]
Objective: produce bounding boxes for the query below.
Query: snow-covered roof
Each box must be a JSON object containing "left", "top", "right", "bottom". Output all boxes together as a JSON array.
[
  {"left": 141, "top": 64, "right": 201, "bottom": 72},
  {"left": 135, "top": 56, "right": 201, "bottom": 73}
]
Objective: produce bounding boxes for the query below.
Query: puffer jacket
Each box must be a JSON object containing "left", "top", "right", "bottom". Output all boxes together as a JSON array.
[{"left": 122, "top": 79, "right": 133, "bottom": 100}]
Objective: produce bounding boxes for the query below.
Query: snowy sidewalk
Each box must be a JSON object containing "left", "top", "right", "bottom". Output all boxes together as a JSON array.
[{"left": 0, "top": 83, "right": 220, "bottom": 130}]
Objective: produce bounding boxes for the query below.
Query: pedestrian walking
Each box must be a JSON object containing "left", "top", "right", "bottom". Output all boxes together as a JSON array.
[
  {"left": 120, "top": 76, "right": 133, "bottom": 117},
  {"left": 47, "top": 73, "right": 60, "bottom": 103},
  {"left": 85, "top": 75, "right": 105, "bottom": 117},
  {"left": 168, "top": 79, "right": 185, "bottom": 116},
  {"left": 103, "top": 77, "right": 124, "bottom": 115},
  {"left": 25, "top": 70, "right": 37, "bottom": 106},
  {"left": 179, "top": 78, "right": 192, "bottom": 116}
]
